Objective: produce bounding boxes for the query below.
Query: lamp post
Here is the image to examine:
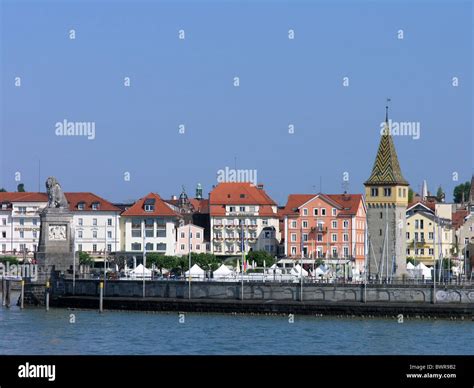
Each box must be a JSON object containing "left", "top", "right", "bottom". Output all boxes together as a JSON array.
[{"left": 188, "top": 223, "right": 191, "bottom": 299}]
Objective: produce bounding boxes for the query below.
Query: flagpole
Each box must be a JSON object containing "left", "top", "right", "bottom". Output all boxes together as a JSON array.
[
  {"left": 142, "top": 222, "right": 146, "bottom": 298},
  {"left": 241, "top": 221, "right": 244, "bottom": 300},
  {"left": 188, "top": 223, "right": 191, "bottom": 299},
  {"left": 300, "top": 223, "right": 303, "bottom": 301}
]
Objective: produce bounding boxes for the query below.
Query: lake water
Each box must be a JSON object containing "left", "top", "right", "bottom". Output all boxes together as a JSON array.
[{"left": 0, "top": 297, "right": 472, "bottom": 355}]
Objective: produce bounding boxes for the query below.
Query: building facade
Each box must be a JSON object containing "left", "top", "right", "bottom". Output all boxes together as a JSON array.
[
  {"left": 120, "top": 193, "right": 180, "bottom": 256},
  {"left": 364, "top": 110, "right": 409, "bottom": 280},
  {"left": 209, "top": 182, "right": 280, "bottom": 256},
  {"left": 176, "top": 224, "right": 206, "bottom": 255},
  {"left": 281, "top": 193, "right": 366, "bottom": 273}
]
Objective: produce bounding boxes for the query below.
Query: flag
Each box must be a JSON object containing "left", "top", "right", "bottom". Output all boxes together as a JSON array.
[{"left": 241, "top": 223, "right": 247, "bottom": 272}]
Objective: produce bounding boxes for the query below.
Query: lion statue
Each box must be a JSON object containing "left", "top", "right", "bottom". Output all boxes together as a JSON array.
[{"left": 46, "top": 177, "right": 69, "bottom": 208}]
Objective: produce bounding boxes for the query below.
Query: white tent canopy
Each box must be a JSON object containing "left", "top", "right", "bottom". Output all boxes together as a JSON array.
[
  {"left": 406, "top": 262, "right": 415, "bottom": 270},
  {"left": 415, "top": 263, "right": 432, "bottom": 279},
  {"left": 185, "top": 263, "right": 205, "bottom": 277},
  {"left": 291, "top": 264, "right": 308, "bottom": 277},
  {"left": 129, "top": 264, "right": 152, "bottom": 279},
  {"left": 213, "top": 264, "right": 233, "bottom": 278}
]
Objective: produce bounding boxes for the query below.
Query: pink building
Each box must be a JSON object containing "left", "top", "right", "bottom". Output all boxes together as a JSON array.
[
  {"left": 281, "top": 193, "right": 367, "bottom": 272},
  {"left": 176, "top": 224, "right": 206, "bottom": 255}
]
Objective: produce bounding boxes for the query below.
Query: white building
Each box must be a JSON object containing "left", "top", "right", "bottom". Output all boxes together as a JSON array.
[
  {"left": 120, "top": 193, "right": 181, "bottom": 256},
  {"left": 209, "top": 182, "right": 280, "bottom": 256},
  {"left": 0, "top": 192, "right": 121, "bottom": 260}
]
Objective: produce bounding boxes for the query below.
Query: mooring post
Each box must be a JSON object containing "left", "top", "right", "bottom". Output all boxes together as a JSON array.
[
  {"left": 20, "top": 280, "right": 25, "bottom": 309},
  {"left": 45, "top": 280, "right": 50, "bottom": 311},
  {"left": 1, "top": 278, "right": 5, "bottom": 306},
  {"left": 99, "top": 281, "right": 104, "bottom": 313},
  {"left": 5, "top": 280, "right": 10, "bottom": 308}
]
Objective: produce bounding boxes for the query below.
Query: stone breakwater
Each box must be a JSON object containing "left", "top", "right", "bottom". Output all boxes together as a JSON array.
[{"left": 25, "top": 279, "right": 474, "bottom": 318}]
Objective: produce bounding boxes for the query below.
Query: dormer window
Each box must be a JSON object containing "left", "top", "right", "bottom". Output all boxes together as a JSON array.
[
  {"left": 240, "top": 194, "right": 245, "bottom": 198},
  {"left": 77, "top": 202, "right": 85, "bottom": 210},
  {"left": 144, "top": 198, "right": 155, "bottom": 212},
  {"left": 92, "top": 202, "right": 100, "bottom": 210}
]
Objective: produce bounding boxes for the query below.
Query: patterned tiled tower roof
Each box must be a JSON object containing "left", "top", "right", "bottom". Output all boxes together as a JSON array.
[{"left": 364, "top": 111, "right": 409, "bottom": 186}]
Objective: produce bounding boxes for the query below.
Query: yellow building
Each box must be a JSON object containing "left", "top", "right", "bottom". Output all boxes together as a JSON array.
[{"left": 406, "top": 202, "right": 453, "bottom": 266}]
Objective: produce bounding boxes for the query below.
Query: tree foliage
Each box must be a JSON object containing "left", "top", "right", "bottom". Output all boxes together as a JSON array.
[
  {"left": 78, "top": 251, "right": 93, "bottom": 266},
  {"left": 17, "top": 183, "right": 25, "bottom": 192},
  {"left": 453, "top": 181, "right": 471, "bottom": 203},
  {"left": 245, "top": 250, "right": 276, "bottom": 267},
  {"left": 408, "top": 187, "right": 414, "bottom": 203}
]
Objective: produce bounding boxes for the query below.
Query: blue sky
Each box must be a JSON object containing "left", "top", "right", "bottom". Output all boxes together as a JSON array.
[{"left": 1, "top": 0, "right": 472, "bottom": 205}]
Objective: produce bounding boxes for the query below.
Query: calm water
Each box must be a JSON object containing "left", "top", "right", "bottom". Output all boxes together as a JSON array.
[{"left": 0, "top": 298, "right": 473, "bottom": 355}]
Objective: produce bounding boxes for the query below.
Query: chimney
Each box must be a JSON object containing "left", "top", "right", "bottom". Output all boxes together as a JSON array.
[
  {"left": 171, "top": 195, "right": 177, "bottom": 200},
  {"left": 257, "top": 184, "right": 264, "bottom": 190}
]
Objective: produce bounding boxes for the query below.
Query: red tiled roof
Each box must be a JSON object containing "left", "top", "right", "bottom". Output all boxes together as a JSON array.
[
  {"left": 281, "top": 193, "right": 364, "bottom": 217},
  {"left": 65, "top": 193, "right": 121, "bottom": 212},
  {"left": 452, "top": 209, "right": 468, "bottom": 230},
  {"left": 122, "top": 193, "right": 180, "bottom": 217},
  {"left": 0, "top": 192, "right": 48, "bottom": 202},
  {"left": 209, "top": 183, "right": 276, "bottom": 206},
  {"left": 165, "top": 198, "right": 210, "bottom": 213},
  {"left": 407, "top": 200, "right": 436, "bottom": 212},
  {"left": 209, "top": 183, "right": 277, "bottom": 217}
]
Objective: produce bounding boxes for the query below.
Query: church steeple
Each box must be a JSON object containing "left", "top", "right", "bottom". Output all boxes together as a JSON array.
[{"left": 364, "top": 107, "right": 409, "bottom": 187}]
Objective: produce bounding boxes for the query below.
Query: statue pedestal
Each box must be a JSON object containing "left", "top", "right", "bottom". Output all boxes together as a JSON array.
[{"left": 36, "top": 208, "right": 75, "bottom": 278}]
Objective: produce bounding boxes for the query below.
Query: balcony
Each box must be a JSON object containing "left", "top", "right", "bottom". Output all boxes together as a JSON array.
[
  {"left": 311, "top": 226, "right": 327, "bottom": 233},
  {"left": 248, "top": 224, "right": 257, "bottom": 229},
  {"left": 214, "top": 224, "right": 224, "bottom": 229}
]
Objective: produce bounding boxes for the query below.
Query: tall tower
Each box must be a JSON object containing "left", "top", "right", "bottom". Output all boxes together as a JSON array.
[{"left": 364, "top": 107, "right": 409, "bottom": 280}]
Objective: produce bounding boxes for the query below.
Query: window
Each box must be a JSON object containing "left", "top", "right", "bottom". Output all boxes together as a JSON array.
[
  {"left": 19, "top": 218, "right": 24, "bottom": 226},
  {"left": 93, "top": 244, "right": 97, "bottom": 252},
  {"left": 157, "top": 243, "right": 166, "bottom": 251},
  {"left": 262, "top": 220, "right": 268, "bottom": 226},
  {"left": 332, "top": 208, "right": 337, "bottom": 216},
  {"left": 78, "top": 244, "right": 82, "bottom": 251},
  {"left": 77, "top": 203, "right": 85, "bottom": 210},
  {"left": 145, "top": 243, "right": 154, "bottom": 251},
  {"left": 380, "top": 212, "right": 383, "bottom": 219},
  {"left": 248, "top": 206, "right": 256, "bottom": 212},
  {"left": 302, "top": 221, "right": 308, "bottom": 229},
  {"left": 317, "top": 234, "right": 323, "bottom": 242},
  {"left": 107, "top": 218, "right": 112, "bottom": 226},
  {"left": 196, "top": 244, "right": 200, "bottom": 250},
  {"left": 403, "top": 188, "right": 407, "bottom": 197},
  {"left": 131, "top": 243, "right": 141, "bottom": 251},
  {"left": 2, "top": 219, "right": 6, "bottom": 226},
  {"left": 132, "top": 230, "right": 142, "bottom": 238},
  {"left": 420, "top": 220, "right": 424, "bottom": 229},
  {"left": 92, "top": 202, "right": 100, "bottom": 210},
  {"left": 78, "top": 218, "right": 83, "bottom": 226},
  {"left": 420, "top": 249, "right": 425, "bottom": 255},
  {"left": 107, "top": 244, "right": 112, "bottom": 252},
  {"left": 291, "top": 221, "right": 297, "bottom": 229},
  {"left": 250, "top": 219, "right": 257, "bottom": 225},
  {"left": 144, "top": 204, "right": 154, "bottom": 212},
  {"left": 19, "top": 244, "right": 26, "bottom": 252},
  {"left": 93, "top": 231, "right": 97, "bottom": 238},
  {"left": 32, "top": 219, "right": 38, "bottom": 226},
  {"left": 343, "top": 246, "right": 349, "bottom": 258},
  {"left": 379, "top": 229, "right": 382, "bottom": 236},
  {"left": 93, "top": 218, "right": 97, "bottom": 226},
  {"left": 371, "top": 188, "right": 379, "bottom": 197},
  {"left": 343, "top": 220, "right": 348, "bottom": 228},
  {"left": 145, "top": 229, "right": 154, "bottom": 237},
  {"left": 331, "top": 233, "right": 337, "bottom": 242},
  {"left": 239, "top": 206, "right": 245, "bottom": 212},
  {"left": 321, "top": 208, "right": 326, "bottom": 216},
  {"left": 343, "top": 234, "right": 348, "bottom": 242},
  {"left": 33, "top": 231, "right": 37, "bottom": 238},
  {"left": 181, "top": 244, "right": 185, "bottom": 250},
  {"left": 264, "top": 231, "right": 272, "bottom": 239},
  {"left": 415, "top": 220, "right": 419, "bottom": 229},
  {"left": 406, "top": 232, "right": 410, "bottom": 239},
  {"left": 291, "top": 233, "right": 297, "bottom": 242},
  {"left": 429, "top": 232, "right": 433, "bottom": 240},
  {"left": 190, "top": 244, "right": 193, "bottom": 250},
  {"left": 196, "top": 232, "right": 201, "bottom": 239},
  {"left": 429, "top": 248, "right": 434, "bottom": 255},
  {"left": 406, "top": 249, "right": 410, "bottom": 255},
  {"left": 291, "top": 246, "right": 297, "bottom": 255},
  {"left": 1, "top": 231, "right": 6, "bottom": 238},
  {"left": 313, "top": 208, "right": 318, "bottom": 216},
  {"left": 78, "top": 231, "right": 83, "bottom": 238},
  {"left": 156, "top": 229, "right": 166, "bottom": 238},
  {"left": 331, "top": 247, "right": 337, "bottom": 258},
  {"left": 420, "top": 232, "right": 424, "bottom": 241},
  {"left": 302, "top": 208, "right": 308, "bottom": 216},
  {"left": 20, "top": 231, "right": 24, "bottom": 238},
  {"left": 331, "top": 220, "right": 337, "bottom": 229},
  {"left": 414, "top": 232, "right": 418, "bottom": 241},
  {"left": 229, "top": 206, "right": 236, "bottom": 212},
  {"left": 189, "top": 232, "right": 193, "bottom": 238},
  {"left": 383, "top": 188, "right": 391, "bottom": 196},
  {"left": 107, "top": 231, "right": 112, "bottom": 239},
  {"left": 181, "top": 232, "right": 185, "bottom": 238}
]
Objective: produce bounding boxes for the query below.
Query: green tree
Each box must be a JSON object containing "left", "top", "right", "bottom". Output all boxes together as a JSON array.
[
  {"left": 0, "top": 256, "right": 19, "bottom": 264},
  {"left": 453, "top": 182, "right": 471, "bottom": 203},
  {"left": 0, "top": 188, "right": 6, "bottom": 192},
  {"left": 191, "top": 253, "right": 220, "bottom": 271},
  {"left": 79, "top": 251, "right": 93, "bottom": 266},
  {"left": 408, "top": 187, "right": 414, "bottom": 203},
  {"left": 245, "top": 250, "right": 276, "bottom": 267},
  {"left": 406, "top": 257, "right": 416, "bottom": 266},
  {"left": 436, "top": 186, "right": 445, "bottom": 202},
  {"left": 17, "top": 183, "right": 25, "bottom": 192},
  {"left": 146, "top": 253, "right": 177, "bottom": 274}
]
